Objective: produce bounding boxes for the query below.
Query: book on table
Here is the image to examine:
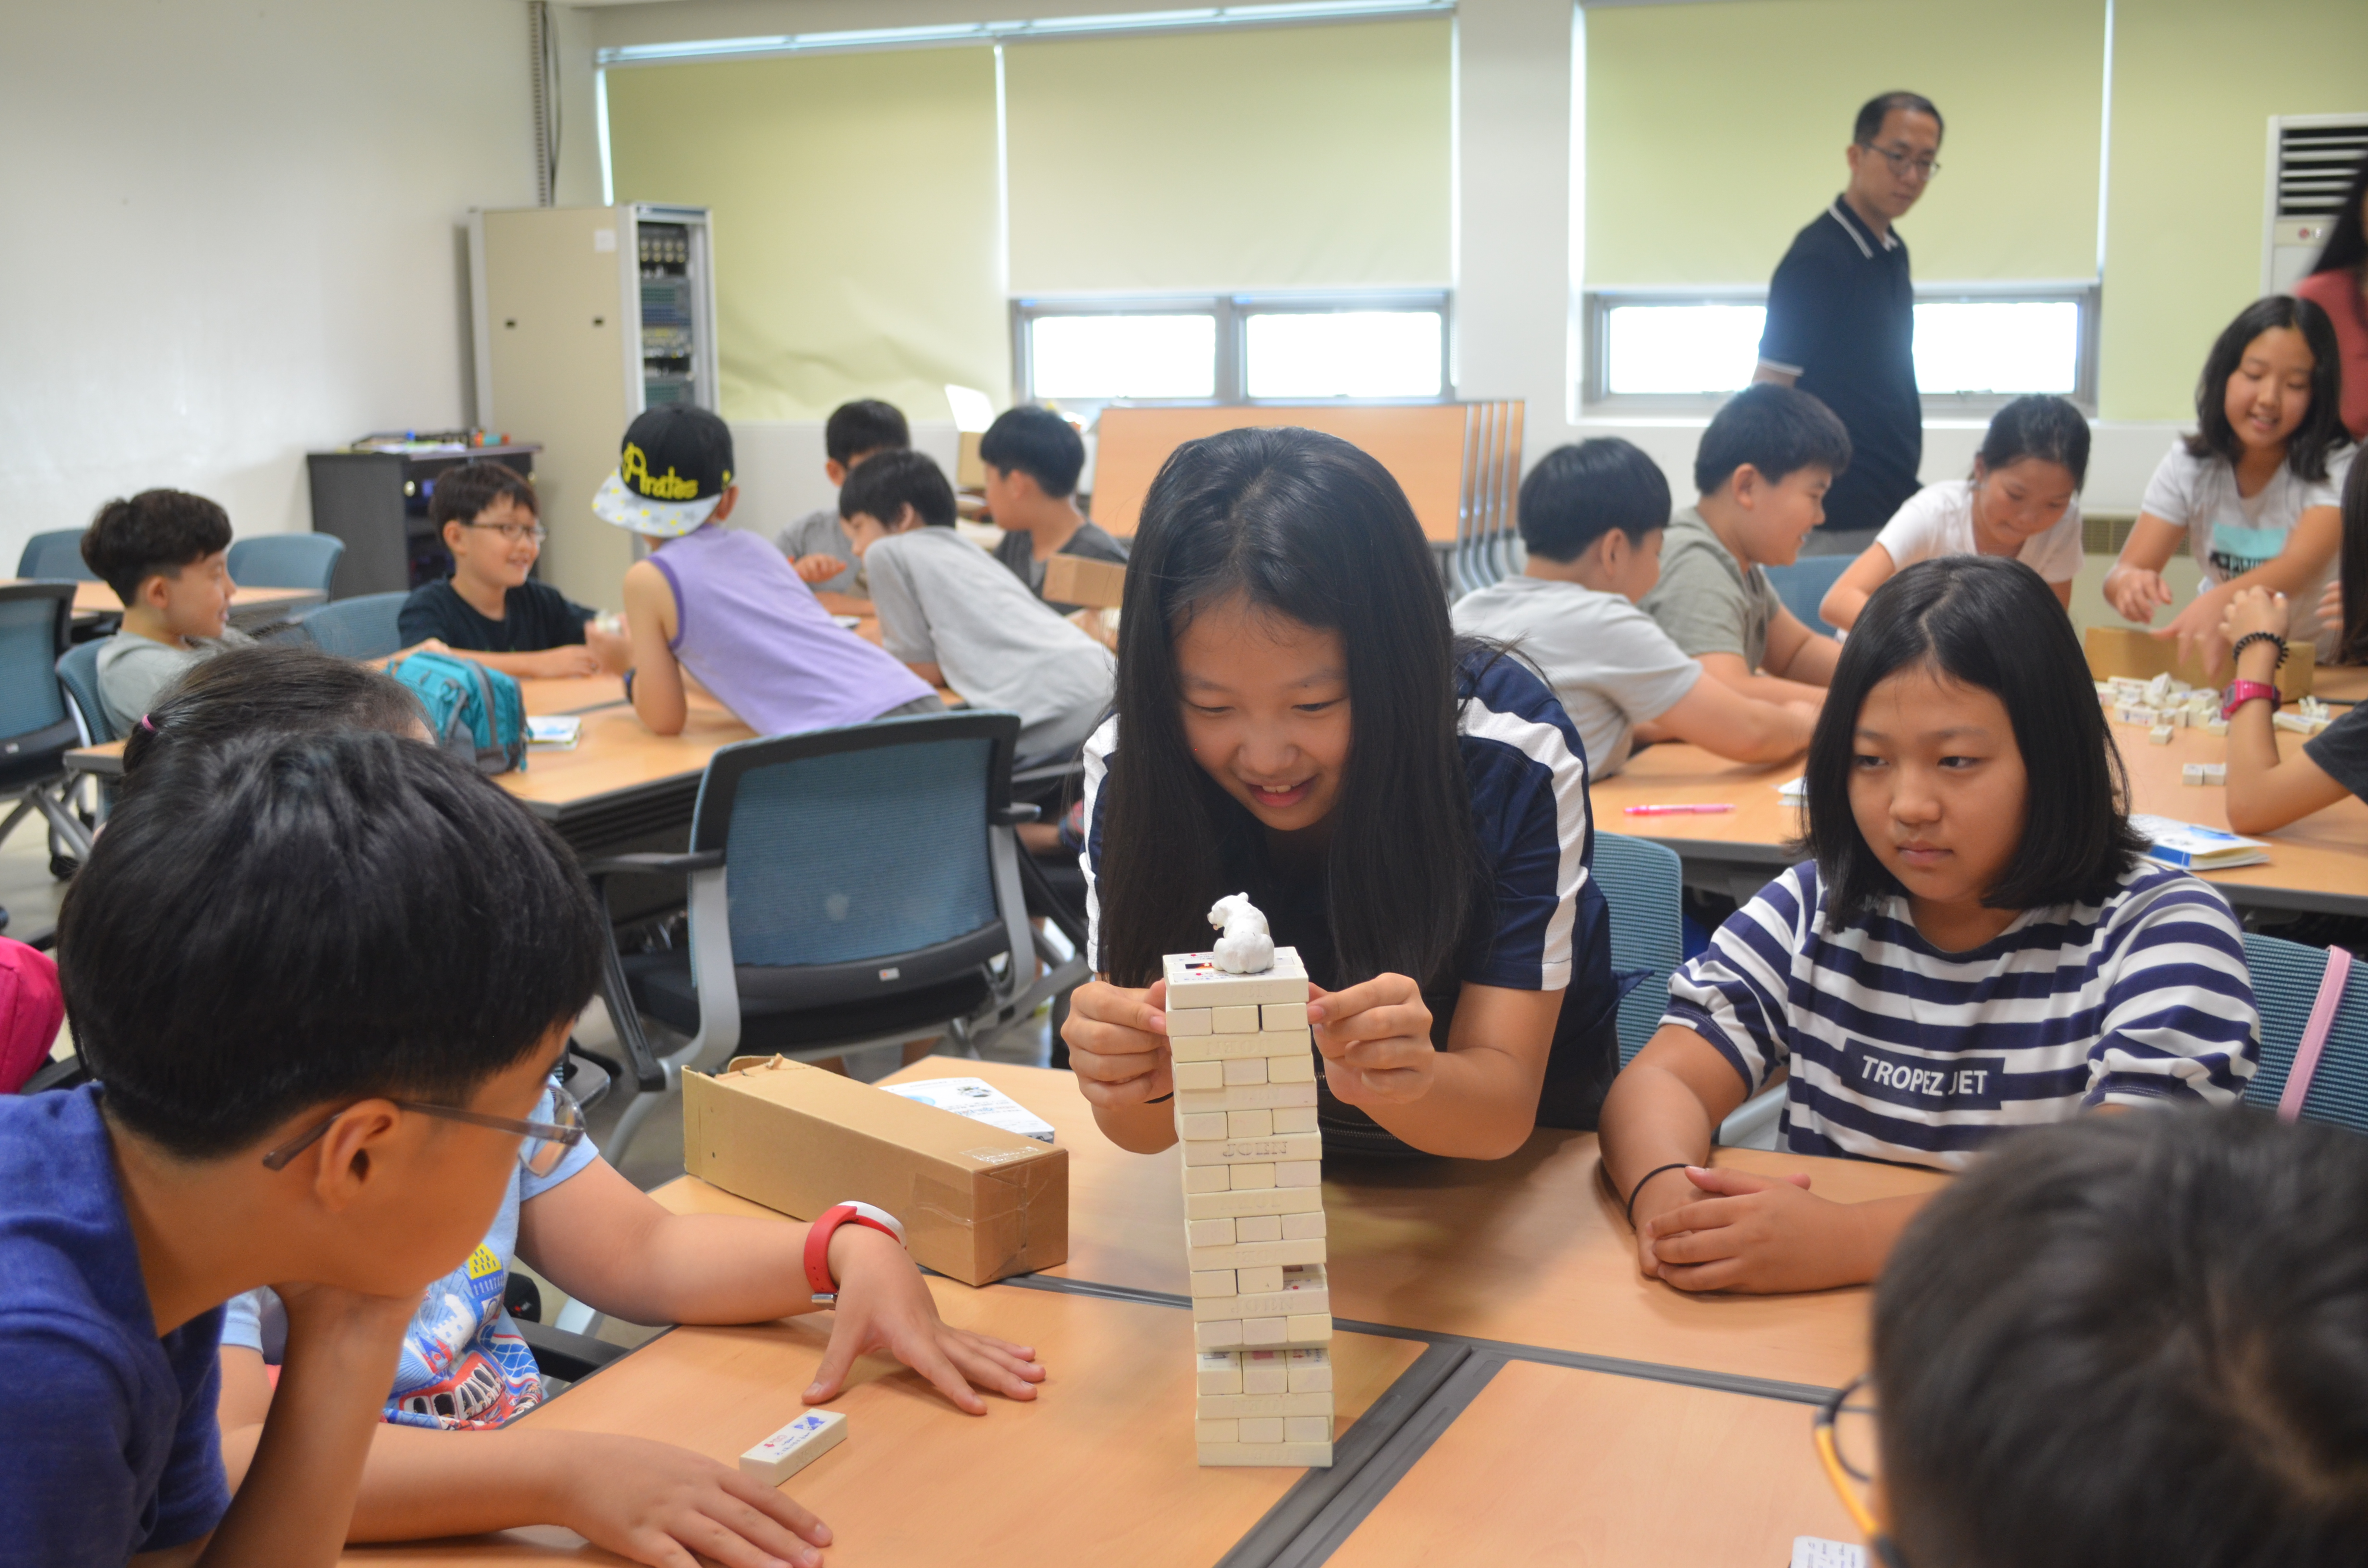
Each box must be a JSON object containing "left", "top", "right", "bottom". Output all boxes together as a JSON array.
[{"left": 2127, "top": 814, "right": 2269, "bottom": 871}]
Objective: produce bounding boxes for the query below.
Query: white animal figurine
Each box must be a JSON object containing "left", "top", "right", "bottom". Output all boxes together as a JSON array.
[{"left": 1208, "top": 894, "right": 1275, "bottom": 975}]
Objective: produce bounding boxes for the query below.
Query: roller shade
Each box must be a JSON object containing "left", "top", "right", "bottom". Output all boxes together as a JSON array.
[
  {"left": 606, "top": 48, "right": 1006, "bottom": 422},
  {"left": 1584, "top": 0, "right": 2106, "bottom": 286},
  {"left": 1004, "top": 17, "right": 1454, "bottom": 294}
]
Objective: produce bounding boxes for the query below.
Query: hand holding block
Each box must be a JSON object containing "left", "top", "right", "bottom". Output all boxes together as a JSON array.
[{"left": 740, "top": 1409, "right": 848, "bottom": 1485}]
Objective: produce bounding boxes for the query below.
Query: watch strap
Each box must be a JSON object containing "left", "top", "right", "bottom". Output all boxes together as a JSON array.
[{"left": 2221, "top": 680, "right": 2280, "bottom": 721}]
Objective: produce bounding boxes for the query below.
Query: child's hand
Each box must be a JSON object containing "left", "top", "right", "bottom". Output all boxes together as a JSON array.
[
  {"left": 1309, "top": 975, "right": 1437, "bottom": 1106},
  {"left": 2158, "top": 584, "right": 2236, "bottom": 678},
  {"left": 793, "top": 554, "right": 843, "bottom": 585},
  {"left": 529, "top": 645, "right": 604, "bottom": 679},
  {"left": 587, "top": 617, "right": 634, "bottom": 674},
  {"left": 548, "top": 1432, "right": 830, "bottom": 1568},
  {"left": 2219, "top": 586, "right": 2289, "bottom": 648},
  {"left": 1639, "top": 1165, "right": 1880, "bottom": 1294},
  {"left": 2104, "top": 564, "right": 2173, "bottom": 624},
  {"left": 1062, "top": 979, "right": 1173, "bottom": 1108},
  {"left": 804, "top": 1226, "right": 1044, "bottom": 1414}
]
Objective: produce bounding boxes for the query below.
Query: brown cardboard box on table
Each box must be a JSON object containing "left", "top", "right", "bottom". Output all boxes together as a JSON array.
[
  {"left": 2085, "top": 625, "right": 2315, "bottom": 701},
  {"left": 683, "top": 1056, "right": 1068, "bottom": 1286}
]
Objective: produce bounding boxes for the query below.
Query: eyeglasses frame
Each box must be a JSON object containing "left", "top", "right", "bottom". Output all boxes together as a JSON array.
[{"left": 260, "top": 1079, "right": 585, "bottom": 1174}]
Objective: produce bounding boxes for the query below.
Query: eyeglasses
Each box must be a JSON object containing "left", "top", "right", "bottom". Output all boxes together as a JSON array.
[
  {"left": 466, "top": 521, "right": 548, "bottom": 544},
  {"left": 1814, "top": 1375, "right": 1910, "bottom": 1567},
  {"left": 261, "top": 1077, "right": 586, "bottom": 1176},
  {"left": 1859, "top": 143, "right": 1940, "bottom": 180}
]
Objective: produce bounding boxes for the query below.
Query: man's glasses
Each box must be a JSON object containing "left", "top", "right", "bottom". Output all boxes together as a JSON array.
[
  {"left": 1859, "top": 143, "right": 1939, "bottom": 180},
  {"left": 466, "top": 521, "right": 549, "bottom": 544},
  {"left": 1814, "top": 1375, "right": 1909, "bottom": 1567},
  {"left": 261, "top": 1078, "right": 585, "bottom": 1176}
]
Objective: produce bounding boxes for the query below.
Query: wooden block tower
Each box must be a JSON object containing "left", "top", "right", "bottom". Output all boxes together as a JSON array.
[{"left": 1168, "top": 896, "right": 1332, "bottom": 1468}]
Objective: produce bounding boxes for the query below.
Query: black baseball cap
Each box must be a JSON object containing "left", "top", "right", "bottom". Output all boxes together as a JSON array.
[{"left": 593, "top": 404, "right": 736, "bottom": 537}]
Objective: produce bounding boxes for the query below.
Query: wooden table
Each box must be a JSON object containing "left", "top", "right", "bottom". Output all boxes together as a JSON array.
[
  {"left": 1593, "top": 725, "right": 2368, "bottom": 918},
  {"left": 339, "top": 1277, "right": 1426, "bottom": 1567},
  {"left": 18, "top": 578, "right": 326, "bottom": 630}
]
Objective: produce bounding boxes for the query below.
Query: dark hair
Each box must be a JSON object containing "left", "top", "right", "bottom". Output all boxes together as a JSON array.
[
  {"left": 2338, "top": 454, "right": 2368, "bottom": 665},
  {"left": 825, "top": 399, "right": 912, "bottom": 466},
  {"left": 1098, "top": 427, "right": 1479, "bottom": 991},
  {"left": 1798, "top": 555, "right": 2143, "bottom": 919},
  {"left": 979, "top": 405, "right": 1085, "bottom": 499},
  {"left": 61, "top": 731, "right": 604, "bottom": 1159},
  {"left": 428, "top": 461, "right": 538, "bottom": 530},
  {"left": 2183, "top": 295, "right": 2350, "bottom": 484},
  {"left": 1974, "top": 394, "right": 2091, "bottom": 490},
  {"left": 838, "top": 448, "right": 957, "bottom": 530},
  {"left": 1853, "top": 91, "right": 1944, "bottom": 146},
  {"left": 119, "top": 642, "right": 426, "bottom": 797},
  {"left": 1693, "top": 384, "right": 1852, "bottom": 497},
  {"left": 1876, "top": 1107, "right": 2368, "bottom": 1568},
  {"left": 2306, "top": 148, "right": 2368, "bottom": 280},
  {"left": 81, "top": 490, "right": 233, "bottom": 603},
  {"left": 1516, "top": 439, "right": 1673, "bottom": 563}
]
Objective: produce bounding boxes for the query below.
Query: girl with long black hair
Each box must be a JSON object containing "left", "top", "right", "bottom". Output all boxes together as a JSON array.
[{"left": 1061, "top": 427, "right": 1621, "bottom": 1160}]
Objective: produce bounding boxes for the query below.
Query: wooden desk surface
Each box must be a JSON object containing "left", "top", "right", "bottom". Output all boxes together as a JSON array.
[
  {"left": 497, "top": 700, "right": 755, "bottom": 817},
  {"left": 341, "top": 1279, "right": 1424, "bottom": 1567},
  {"left": 655, "top": 1058, "right": 1940, "bottom": 1392},
  {"left": 1326, "top": 1359, "right": 1860, "bottom": 1568},
  {"left": 1594, "top": 722, "right": 2368, "bottom": 912}
]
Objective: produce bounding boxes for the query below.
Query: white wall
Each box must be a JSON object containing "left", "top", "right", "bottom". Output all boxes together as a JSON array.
[{"left": 0, "top": 0, "right": 550, "bottom": 571}]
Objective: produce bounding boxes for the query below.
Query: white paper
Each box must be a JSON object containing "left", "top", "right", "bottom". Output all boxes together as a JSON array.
[
  {"left": 1790, "top": 1538, "right": 1867, "bottom": 1568},
  {"left": 883, "top": 1078, "right": 1056, "bottom": 1143},
  {"left": 1776, "top": 776, "right": 1807, "bottom": 803}
]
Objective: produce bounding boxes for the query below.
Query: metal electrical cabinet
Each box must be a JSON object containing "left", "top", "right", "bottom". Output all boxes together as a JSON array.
[{"left": 468, "top": 204, "right": 718, "bottom": 609}]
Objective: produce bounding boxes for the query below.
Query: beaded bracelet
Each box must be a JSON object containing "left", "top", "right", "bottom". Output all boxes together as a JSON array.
[{"left": 2231, "top": 630, "right": 2289, "bottom": 669}]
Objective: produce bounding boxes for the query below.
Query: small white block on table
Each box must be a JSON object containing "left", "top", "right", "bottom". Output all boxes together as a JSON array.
[{"left": 740, "top": 1409, "right": 847, "bottom": 1485}]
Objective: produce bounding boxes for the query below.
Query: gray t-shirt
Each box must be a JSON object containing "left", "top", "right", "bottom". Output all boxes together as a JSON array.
[
  {"left": 1637, "top": 507, "right": 1785, "bottom": 669},
  {"left": 93, "top": 627, "right": 257, "bottom": 737},
  {"left": 775, "top": 508, "right": 863, "bottom": 599},
  {"left": 865, "top": 526, "right": 1116, "bottom": 761},
  {"left": 1451, "top": 575, "right": 1702, "bottom": 777},
  {"left": 993, "top": 520, "right": 1129, "bottom": 613}
]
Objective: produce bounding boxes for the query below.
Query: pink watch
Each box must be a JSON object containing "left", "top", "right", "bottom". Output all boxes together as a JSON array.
[
  {"left": 802, "top": 1201, "right": 907, "bottom": 1304},
  {"left": 2221, "top": 681, "right": 2280, "bottom": 721}
]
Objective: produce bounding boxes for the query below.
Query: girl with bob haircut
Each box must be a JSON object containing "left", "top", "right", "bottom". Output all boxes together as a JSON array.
[
  {"left": 1599, "top": 555, "right": 2257, "bottom": 1295},
  {"left": 1820, "top": 393, "right": 2091, "bottom": 631},
  {"left": 2105, "top": 294, "right": 2356, "bottom": 665},
  {"left": 1063, "top": 426, "right": 1621, "bottom": 1160}
]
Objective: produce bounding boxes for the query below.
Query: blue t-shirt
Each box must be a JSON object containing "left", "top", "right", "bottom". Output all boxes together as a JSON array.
[
  {"left": 0, "top": 1086, "right": 229, "bottom": 1562},
  {"left": 221, "top": 1090, "right": 598, "bottom": 1430},
  {"left": 1080, "top": 648, "right": 1621, "bottom": 1148}
]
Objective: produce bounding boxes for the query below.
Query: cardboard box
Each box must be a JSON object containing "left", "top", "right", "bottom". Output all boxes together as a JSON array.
[
  {"left": 1041, "top": 552, "right": 1127, "bottom": 610},
  {"left": 684, "top": 1057, "right": 1067, "bottom": 1286},
  {"left": 2084, "top": 625, "right": 2314, "bottom": 701}
]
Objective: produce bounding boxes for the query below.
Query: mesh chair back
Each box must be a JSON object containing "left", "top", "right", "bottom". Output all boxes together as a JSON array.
[
  {"left": 227, "top": 534, "right": 345, "bottom": 594},
  {"left": 1593, "top": 831, "right": 1685, "bottom": 1064},
  {"left": 298, "top": 592, "right": 407, "bottom": 660},
  {"left": 1762, "top": 555, "right": 1851, "bottom": 640},
  {"left": 0, "top": 589, "right": 74, "bottom": 742},
  {"left": 54, "top": 639, "right": 112, "bottom": 745},
  {"left": 16, "top": 530, "right": 96, "bottom": 581},
  {"left": 2242, "top": 932, "right": 2368, "bottom": 1135}
]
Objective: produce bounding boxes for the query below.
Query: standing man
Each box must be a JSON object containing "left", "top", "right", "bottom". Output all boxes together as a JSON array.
[{"left": 1755, "top": 92, "right": 1943, "bottom": 556}]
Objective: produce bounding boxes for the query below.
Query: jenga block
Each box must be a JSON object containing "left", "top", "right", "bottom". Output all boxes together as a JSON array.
[
  {"left": 1175, "top": 1082, "right": 1317, "bottom": 1114},
  {"left": 1227, "top": 1109, "right": 1274, "bottom": 1139},
  {"left": 1285, "top": 1314, "right": 1332, "bottom": 1344},
  {"left": 1163, "top": 949, "right": 1309, "bottom": 1009},
  {"left": 1262, "top": 1002, "right": 1310, "bottom": 1030},
  {"left": 1184, "top": 1187, "right": 1324, "bottom": 1221},
  {"left": 1181, "top": 1134, "right": 1323, "bottom": 1168},
  {"left": 1197, "top": 1351, "right": 1243, "bottom": 1395},
  {"left": 1172, "top": 1060, "right": 1224, "bottom": 1092},
  {"left": 1211, "top": 1004, "right": 1262, "bottom": 1034},
  {"left": 1187, "top": 1270, "right": 1327, "bottom": 1320},
  {"left": 1271, "top": 1106, "right": 1318, "bottom": 1134},
  {"left": 1196, "top": 1391, "right": 1335, "bottom": 1419},
  {"left": 1196, "top": 1419, "right": 1240, "bottom": 1444},
  {"left": 1275, "top": 1160, "right": 1322, "bottom": 1187},
  {"left": 1182, "top": 1164, "right": 1231, "bottom": 1195},
  {"left": 1287, "top": 1348, "right": 1331, "bottom": 1392},
  {"left": 1241, "top": 1349, "right": 1288, "bottom": 1393},
  {"left": 1190, "top": 1237, "right": 1326, "bottom": 1270},
  {"left": 1229, "top": 1164, "right": 1276, "bottom": 1189},
  {"left": 1280, "top": 1209, "right": 1327, "bottom": 1240},
  {"left": 1235, "top": 1214, "right": 1283, "bottom": 1243},
  {"left": 1190, "top": 1269, "right": 1237, "bottom": 1298},
  {"left": 1166, "top": 1008, "right": 1213, "bottom": 1037},
  {"left": 1179, "top": 1112, "right": 1229, "bottom": 1141},
  {"left": 1267, "top": 1053, "right": 1317, "bottom": 1084},
  {"left": 1195, "top": 1319, "right": 1244, "bottom": 1350},
  {"left": 1197, "top": 1441, "right": 1332, "bottom": 1467},
  {"left": 1187, "top": 1217, "right": 1235, "bottom": 1248},
  {"left": 1241, "top": 1317, "right": 1289, "bottom": 1348},
  {"left": 1235, "top": 1264, "right": 1285, "bottom": 1294},
  {"left": 1238, "top": 1417, "right": 1286, "bottom": 1443},
  {"left": 1173, "top": 1031, "right": 1304, "bottom": 1063},
  {"left": 1221, "top": 1057, "right": 1269, "bottom": 1085},
  {"left": 1283, "top": 1416, "right": 1333, "bottom": 1444}
]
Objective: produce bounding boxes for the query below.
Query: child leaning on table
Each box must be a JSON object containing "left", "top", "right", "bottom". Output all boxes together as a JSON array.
[
  {"left": 1860, "top": 1107, "right": 2368, "bottom": 1568},
  {"left": 123, "top": 648, "right": 1046, "bottom": 1568},
  {"left": 1598, "top": 554, "right": 2259, "bottom": 1294},
  {"left": 0, "top": 730, "right": 595, "bottom": 1568},
  {"left": 2218, "top": 453, "right": 2368, "bottom": 834}
]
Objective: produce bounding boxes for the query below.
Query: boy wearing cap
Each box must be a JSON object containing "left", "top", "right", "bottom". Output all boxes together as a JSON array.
[{"left": 599, "top": 405, "right": 942, "bottom": 737}]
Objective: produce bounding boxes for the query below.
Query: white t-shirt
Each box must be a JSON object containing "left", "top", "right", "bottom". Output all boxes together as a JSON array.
[
  {"left": 1874, "top": 478, "right": 2084, "bottom": 584},
  {"left": 1450, "top": 575, "right": 1701, "bottom": 777},
  {"left": 2140, "top": 441, "right": 2354, "bottom": 653}
]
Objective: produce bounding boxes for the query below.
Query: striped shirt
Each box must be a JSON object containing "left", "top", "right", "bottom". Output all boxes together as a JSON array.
[
  {"left": 1664, "top": 859, "right": 2258, "bottom": 1169},
  {"left": 1080, "top": 648, "right": 1622, "bottom": 1136}
]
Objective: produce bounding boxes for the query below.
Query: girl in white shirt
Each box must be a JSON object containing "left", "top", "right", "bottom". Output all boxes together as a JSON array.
[
  {"left": 1821, "top": 394, "right": 2089, "bottom": 631},
  {"left": 2104, "top": 295, "right": 2354, "bottom": 667}
]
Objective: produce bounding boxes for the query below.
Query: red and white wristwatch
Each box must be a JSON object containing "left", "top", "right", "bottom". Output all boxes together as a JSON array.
[
  {"left": 803, "top": 1201, "right": 907, "bottom": 1304},
  {"left": 2221, "top": 680, "right": 2280, "bottom": 721}
]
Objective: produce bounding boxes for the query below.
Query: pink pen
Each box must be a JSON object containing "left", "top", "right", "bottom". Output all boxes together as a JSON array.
[{"left": 1623, "top": 803, "right": 1735, "bottom": 816}]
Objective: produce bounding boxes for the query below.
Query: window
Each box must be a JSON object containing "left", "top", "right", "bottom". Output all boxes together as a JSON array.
[
  {"left": 1013, "top": 292, "right": 1450, "bottom": 407},
  {"left": 1584, "top": 285, "right": 2099, "bottom": 410}
]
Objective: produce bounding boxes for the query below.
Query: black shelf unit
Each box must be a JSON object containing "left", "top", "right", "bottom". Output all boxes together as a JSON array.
[{"left": 304, "top": 443, "right": 542, "bottom": 599}]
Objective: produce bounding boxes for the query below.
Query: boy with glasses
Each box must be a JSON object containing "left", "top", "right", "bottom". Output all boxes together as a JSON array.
[{"left": 397, "top": 461, "right": 631, "bottom": 679}]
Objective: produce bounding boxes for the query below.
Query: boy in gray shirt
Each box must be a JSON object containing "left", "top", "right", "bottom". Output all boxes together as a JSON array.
[
  {"left": 80, "top": 489, "right": 257, "bottom": 737},
  {"left": 1454, "top": 439, "right": 1814, "bottom": 776},
  {"left": 776, "top": 399, "right": 913, "bottom": 598},
  {"left": 839, "top": 450, "right": 1114, "bottom": 764}
]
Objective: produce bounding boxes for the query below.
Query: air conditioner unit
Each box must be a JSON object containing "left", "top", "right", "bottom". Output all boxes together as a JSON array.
[{"left": 2264, "top": 113, "right": 2368, "bottom": 295}]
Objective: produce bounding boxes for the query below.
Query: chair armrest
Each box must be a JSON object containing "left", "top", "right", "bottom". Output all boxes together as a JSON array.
[
  {"left": 580, "top": 850, "right": 725, "bottom": 881},
  {"left": 990, "top": 803, "right": 1041, "bottom": 827},
  {"left": 516, "top": 1319, "right": 629, "bottom": 1384}
]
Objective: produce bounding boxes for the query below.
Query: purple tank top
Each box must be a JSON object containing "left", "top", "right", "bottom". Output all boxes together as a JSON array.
[{"left": 650, "top": 525, "right": 933, "bottom": 735}]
